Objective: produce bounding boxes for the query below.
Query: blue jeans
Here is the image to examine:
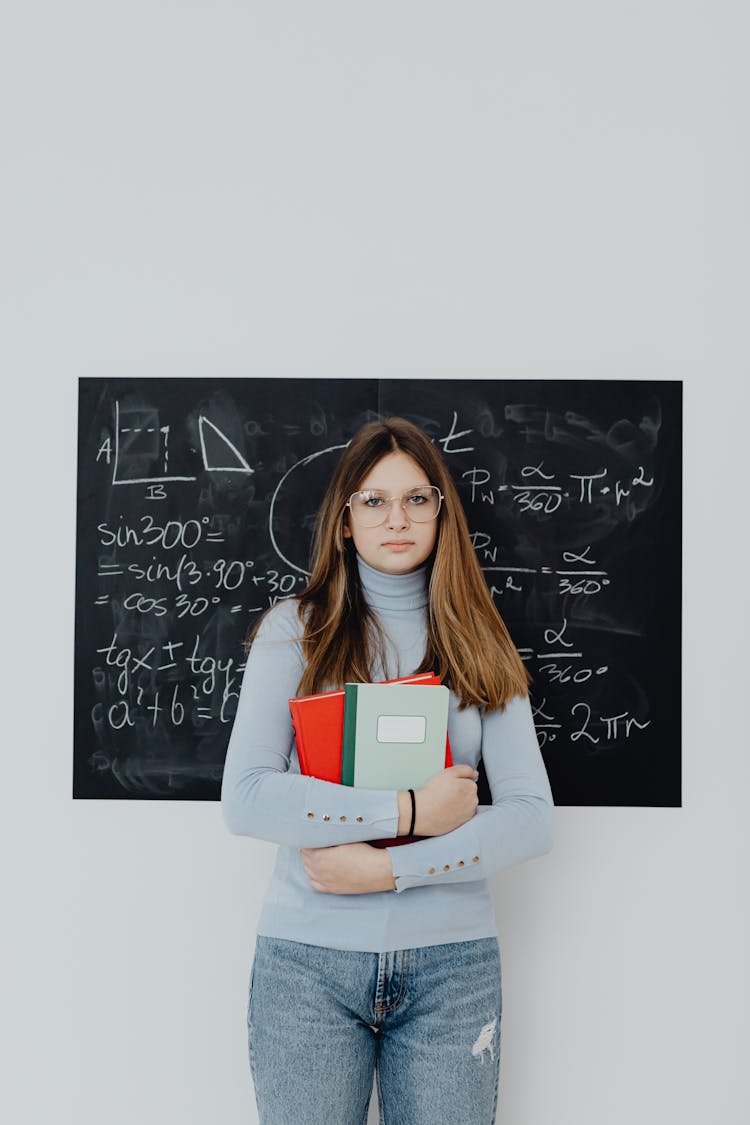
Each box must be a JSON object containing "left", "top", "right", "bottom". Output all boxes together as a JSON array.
[{"left": 247, "top": 935, "right": 502, "bottom": 1125}]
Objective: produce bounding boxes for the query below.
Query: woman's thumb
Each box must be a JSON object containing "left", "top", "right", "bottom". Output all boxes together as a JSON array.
[{"left": 451, "top": 763, "right": 480, "bottom": 779}]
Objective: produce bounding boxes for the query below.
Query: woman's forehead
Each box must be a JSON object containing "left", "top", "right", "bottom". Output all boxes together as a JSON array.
[{"left": 357, "top": 450, "right": 430, "bottom": 491}]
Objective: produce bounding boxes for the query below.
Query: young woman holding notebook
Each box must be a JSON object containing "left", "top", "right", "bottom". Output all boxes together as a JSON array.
[{"left": 222, "top": 416, "right": 554, "bottom": 1124}]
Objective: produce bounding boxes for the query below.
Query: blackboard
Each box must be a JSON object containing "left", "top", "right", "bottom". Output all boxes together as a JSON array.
[{"left": 74, "top": 378, "right": 682, "bottom": 806}]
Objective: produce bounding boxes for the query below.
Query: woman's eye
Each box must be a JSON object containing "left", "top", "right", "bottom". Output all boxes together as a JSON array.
[
  {"left": 364, "top": 496, "right": 384, "bottom": 507},
  {"left": 407, "top": 492, "right": 427, "bottom": 505}
]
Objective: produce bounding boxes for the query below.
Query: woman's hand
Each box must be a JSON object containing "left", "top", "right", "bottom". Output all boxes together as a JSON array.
[
  {"left": 300, "top": 842, "right": 396, "bottom": 895},
  {"left": 407, "top": 764, "right": 479, "bottom": 836}
]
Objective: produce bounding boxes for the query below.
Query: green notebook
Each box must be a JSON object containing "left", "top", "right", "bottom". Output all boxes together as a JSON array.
[{"left": 341, "top": 683, "right": 449, "bottom": 790}]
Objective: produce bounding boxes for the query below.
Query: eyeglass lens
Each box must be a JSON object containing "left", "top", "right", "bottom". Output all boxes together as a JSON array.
[{"left": 349, "top": 487, "right": 441, "bottom": 525}]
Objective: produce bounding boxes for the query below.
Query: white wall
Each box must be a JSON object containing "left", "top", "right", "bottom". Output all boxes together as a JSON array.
[{"left": 3, "top": 3, "right": 748, "bottom": 1122}]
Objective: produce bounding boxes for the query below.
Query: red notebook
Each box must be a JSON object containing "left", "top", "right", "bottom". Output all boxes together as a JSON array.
[{"left": 289, "top": 672, "right": 453, "bottom": 848}]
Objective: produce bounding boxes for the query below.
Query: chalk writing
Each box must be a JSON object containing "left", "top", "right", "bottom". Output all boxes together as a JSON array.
[{"left": 74, "top": 378, "right": 681, "bottom": 805}]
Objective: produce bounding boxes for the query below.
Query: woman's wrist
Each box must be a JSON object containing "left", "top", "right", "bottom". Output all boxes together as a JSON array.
[{"left": 377, "top": 847, "right": 397, "bottom": 891}]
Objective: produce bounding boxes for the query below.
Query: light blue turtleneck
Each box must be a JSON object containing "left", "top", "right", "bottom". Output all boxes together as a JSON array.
[{"left": 221, "top": 555, "right": 554, "bottom": 953}]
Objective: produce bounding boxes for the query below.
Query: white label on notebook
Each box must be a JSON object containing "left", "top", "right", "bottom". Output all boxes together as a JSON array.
[{"left": 376, "top": 715, "right": 427, "bottom": 743}]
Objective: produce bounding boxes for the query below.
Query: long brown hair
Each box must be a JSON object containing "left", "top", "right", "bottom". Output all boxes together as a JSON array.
[{"left": 251, "top": 417, "right": 530, "bottom": 711}]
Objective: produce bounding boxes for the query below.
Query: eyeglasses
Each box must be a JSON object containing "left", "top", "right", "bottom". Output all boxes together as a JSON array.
[{"left": 345, "top": 486, "right": 444, "bottom": 527}]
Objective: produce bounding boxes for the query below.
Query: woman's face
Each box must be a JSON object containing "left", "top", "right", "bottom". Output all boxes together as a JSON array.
[{"left": 343, "top": 450, "right": 439, "bottom": 575}]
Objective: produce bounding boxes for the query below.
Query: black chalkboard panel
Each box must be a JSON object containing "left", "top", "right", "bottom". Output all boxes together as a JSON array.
[{"left": 73, "top": 378, "right": 682, "bottom": 806}]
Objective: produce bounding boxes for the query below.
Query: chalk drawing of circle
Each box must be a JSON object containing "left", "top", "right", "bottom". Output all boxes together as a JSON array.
[{"left": 269, "top": 444, "right": 349, "bottom": 575}]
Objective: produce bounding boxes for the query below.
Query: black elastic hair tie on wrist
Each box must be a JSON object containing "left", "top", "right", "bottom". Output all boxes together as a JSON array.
[{"left": 407, "top": 788, "right": 416, "bottom": 836}]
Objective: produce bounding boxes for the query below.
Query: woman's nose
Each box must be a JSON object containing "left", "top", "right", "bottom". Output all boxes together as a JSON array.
[{"left": 385, "top": 497, "right": 409, "bottom": 528}]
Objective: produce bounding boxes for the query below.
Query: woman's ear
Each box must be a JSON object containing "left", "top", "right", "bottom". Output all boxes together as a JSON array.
[{"left": 343, "top": 523, "right": 352, "bottom": 539}]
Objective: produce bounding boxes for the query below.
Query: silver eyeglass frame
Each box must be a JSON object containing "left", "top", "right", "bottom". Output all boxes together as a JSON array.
[{"left": 344, "top": 486, "right": 445, "bottom": 527}]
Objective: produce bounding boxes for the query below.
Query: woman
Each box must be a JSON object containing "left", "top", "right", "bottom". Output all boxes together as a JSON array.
[{"left": 221, "top": 416, "right": 554, "bottom": 1124}]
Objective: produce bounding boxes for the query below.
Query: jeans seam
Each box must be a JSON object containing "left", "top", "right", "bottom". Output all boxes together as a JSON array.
[
  {"left": 375, "top": 1057, "right": 385, "bottom": 1125},
  {"left": 373, "top": 947, "right": 411, "bottom": 1018}
]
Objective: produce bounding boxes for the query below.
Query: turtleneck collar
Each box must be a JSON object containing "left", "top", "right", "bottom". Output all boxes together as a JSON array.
[{"left": 356, "top": 554, "right": 429, "bottom": 612}]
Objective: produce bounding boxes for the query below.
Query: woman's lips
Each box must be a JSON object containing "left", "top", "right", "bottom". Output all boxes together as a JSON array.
[{"left": 382, "top": 541, "right": 414, "bottom": 551}]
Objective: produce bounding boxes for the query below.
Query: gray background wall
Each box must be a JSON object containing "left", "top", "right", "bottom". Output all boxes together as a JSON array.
[{"left": 3, "top": 3, "right": 748, "bottom": 1123}]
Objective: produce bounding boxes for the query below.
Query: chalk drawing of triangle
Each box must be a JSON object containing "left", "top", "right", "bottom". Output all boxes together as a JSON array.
[{"left": 199, "top": 416, "right": 254, "bottom": 474}]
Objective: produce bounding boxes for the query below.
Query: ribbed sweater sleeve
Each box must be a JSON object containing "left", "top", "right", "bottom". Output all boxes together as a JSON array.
[{"left": 220, "top": 600, "right": 401, "bottom": 847}]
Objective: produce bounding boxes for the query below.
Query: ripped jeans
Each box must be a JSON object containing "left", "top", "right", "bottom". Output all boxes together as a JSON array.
[{"left": 247, "top": 935, "right": 502, "bottom": 1125}]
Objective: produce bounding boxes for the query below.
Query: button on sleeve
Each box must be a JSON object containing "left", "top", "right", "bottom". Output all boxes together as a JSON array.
[
  {"left": 221, "top": 601, "right": 401, "bottom": 847},
  {"left": 385, "top": 693, "right": 554, "bottom": 893}
]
